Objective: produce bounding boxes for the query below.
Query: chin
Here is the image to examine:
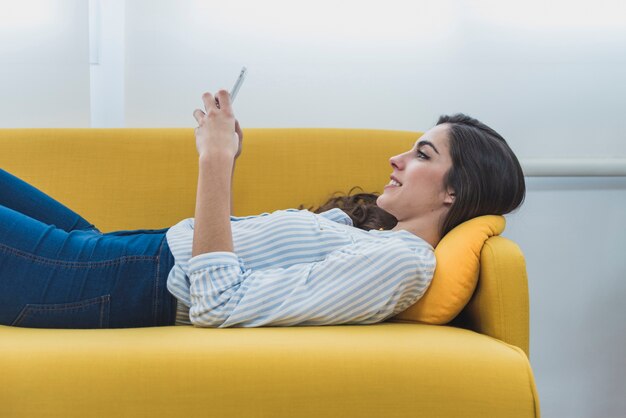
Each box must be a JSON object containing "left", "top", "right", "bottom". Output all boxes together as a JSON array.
[{"left": 375, "top": 195, "right": 390, "bottom": 212}]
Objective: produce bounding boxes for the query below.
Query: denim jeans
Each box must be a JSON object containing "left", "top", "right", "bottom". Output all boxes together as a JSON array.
[{"left": 0, "top": 168, "right": 178, "bottom": 328}]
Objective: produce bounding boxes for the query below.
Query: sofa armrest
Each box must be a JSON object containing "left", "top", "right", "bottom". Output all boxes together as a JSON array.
[{"left": 450, "top": 236, "right": 530, "bottom": 357}]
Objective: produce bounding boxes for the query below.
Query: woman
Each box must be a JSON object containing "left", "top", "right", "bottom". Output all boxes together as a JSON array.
[{"left": 0, "top": 90, "right": 525, "bottom": 329}]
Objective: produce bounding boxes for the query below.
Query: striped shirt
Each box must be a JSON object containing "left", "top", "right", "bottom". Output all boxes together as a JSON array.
[{"left": 165, "top": 208, "right": 435, "bottom": 328}]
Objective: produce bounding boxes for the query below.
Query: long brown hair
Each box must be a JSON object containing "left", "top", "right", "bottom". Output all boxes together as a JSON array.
[
  {"left": 300, "top": 114, "right": 525, "bottom": 236},
  {"left": 297, "top": 186, "right": 398, "bottom": 231},
  {"left": 438, "top": 113, "right": 525, "bottom": 236}
]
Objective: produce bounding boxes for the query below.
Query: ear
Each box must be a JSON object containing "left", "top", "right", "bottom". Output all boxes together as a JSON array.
[{"left": 444, "top": 189, "right": 456, "bottom": 206}]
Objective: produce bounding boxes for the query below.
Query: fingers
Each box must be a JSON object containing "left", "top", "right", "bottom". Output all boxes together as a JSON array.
[
  {"left": 215, "top": 89, "right": 232, "bottom": 112},
  {"left": 202, "top": 92, "right": 218, "bottom": 113},
  {"left": 201, "top": 90, "right": 232, "bottom": 114},
  {"left": 193, "top": 109, "right": 205, "bottom": 124}
]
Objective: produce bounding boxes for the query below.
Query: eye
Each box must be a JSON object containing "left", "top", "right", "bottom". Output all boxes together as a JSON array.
[{"left": 416, "top": 149, "right": 430, "bottom": 160}]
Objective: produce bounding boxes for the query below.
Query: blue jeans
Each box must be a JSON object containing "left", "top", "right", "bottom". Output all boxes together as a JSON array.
[{"left": 0, "top": 168, "right": 178, "bottom": 328}]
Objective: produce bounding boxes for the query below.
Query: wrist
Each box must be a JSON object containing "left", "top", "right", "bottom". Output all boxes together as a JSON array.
[{"left": 199, "top": 151, "right": 235, "bottom": 165}]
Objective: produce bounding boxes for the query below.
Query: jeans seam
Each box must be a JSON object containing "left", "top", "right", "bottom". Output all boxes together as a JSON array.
[
  {"left": 0, "top": 242, "right": 156, "bottom": 268},
  {"left": 154, "top": 237, "right": 166, "bottom": 326},
  {"left": 17, "top": 295, "right": 108, "bottom": 312},
  {"left": 11, "top": 294, "right": 111, "bottom": 327}
]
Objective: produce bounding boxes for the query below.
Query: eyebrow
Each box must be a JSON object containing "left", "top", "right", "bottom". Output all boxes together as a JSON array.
[{"left": 415, "top": 140, "right": 440, "bottom": 155}]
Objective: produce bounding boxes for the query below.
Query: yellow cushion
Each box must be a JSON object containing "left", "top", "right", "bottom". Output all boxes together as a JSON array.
[
  {"left": 390, "top": 215, "right": 505, "bottom": 325},
  {"left": 0, "top": 323, "right": 539, "bottom": 418}
]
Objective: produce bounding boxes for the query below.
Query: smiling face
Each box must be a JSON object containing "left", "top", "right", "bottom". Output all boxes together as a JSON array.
[{"left": 376, "top": 123, "right": 455, "bottom": 246}]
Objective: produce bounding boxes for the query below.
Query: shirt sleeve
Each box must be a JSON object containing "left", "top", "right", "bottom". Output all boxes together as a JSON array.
[{"left": 186, "top": 240, "right": 435, "bottom": 328}]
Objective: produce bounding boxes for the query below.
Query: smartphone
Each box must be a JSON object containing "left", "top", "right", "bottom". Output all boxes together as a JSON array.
[{"left": 229, "top": 66, "right": 247, "bottom": 103}]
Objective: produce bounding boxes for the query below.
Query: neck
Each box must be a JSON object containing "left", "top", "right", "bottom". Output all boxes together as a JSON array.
[{"left": 391, "top": 215, "right": 443, "bottom": 248}]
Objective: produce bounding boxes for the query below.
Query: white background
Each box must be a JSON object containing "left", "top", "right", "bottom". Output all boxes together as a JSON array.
[
  {"left": 0, "top": 0, "right": 90, "bottom": 126},
  {"left": 1, "top": 1, "right": 625, "bottom": 416}
]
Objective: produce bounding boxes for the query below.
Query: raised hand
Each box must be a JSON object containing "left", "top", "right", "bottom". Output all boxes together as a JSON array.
[{"left": 193, "top": 90, "right": 238, "bottom": 160}]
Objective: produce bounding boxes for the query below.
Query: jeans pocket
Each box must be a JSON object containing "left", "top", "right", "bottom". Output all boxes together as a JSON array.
[{"left": 11, "top": 294, "right": 111, "bottom": 329}]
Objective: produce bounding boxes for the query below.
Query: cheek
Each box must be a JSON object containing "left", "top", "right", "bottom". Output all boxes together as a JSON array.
[
  {"left": 410, "top": 165, "right": 438, "bottom": 183},
  {"left": 410, "top": 168, "right": 446, "bottom": 194}
]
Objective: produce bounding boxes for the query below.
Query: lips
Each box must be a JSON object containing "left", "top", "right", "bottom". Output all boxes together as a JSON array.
[{"left": 385, "top": 179, "right": 402, "bottom": 189}]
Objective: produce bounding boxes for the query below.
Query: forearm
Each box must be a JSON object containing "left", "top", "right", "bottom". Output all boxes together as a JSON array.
[
  {"left": 192, "top": 152, "right": 235, "bottom": 257},
  {"left": 231, "top": 162, "right": 235, "bottom": 216}
]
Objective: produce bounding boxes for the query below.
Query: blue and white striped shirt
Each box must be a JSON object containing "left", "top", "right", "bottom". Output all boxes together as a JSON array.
[{"left": 165, "top": 208, "right": 435, "bottom": 328}]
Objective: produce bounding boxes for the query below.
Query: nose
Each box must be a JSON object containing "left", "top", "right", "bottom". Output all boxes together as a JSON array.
[{"left": 389, "top": 151, "right": 406, "bottom": 168}]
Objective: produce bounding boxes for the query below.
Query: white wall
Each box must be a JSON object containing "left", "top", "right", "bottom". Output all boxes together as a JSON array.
[
  {"left": 1, "top": 1, "right": 625, "bottom": 416},
  {"left": 123, "top": 0, "right": 626, "bottom": 161},
  {"left": 89, "top": 0, "right": 125, "bottom": 127},
  {"left": 0, "top": 0, "right": 90, "bottom": 127}
]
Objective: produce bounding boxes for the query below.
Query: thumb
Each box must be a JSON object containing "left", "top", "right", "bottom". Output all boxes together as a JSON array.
[{"left": 234, "top": 119, "right": 243, "bottom": 139}]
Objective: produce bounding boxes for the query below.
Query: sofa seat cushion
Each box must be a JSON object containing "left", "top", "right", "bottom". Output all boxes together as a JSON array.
[{"left": 0, "top": 324, "right": 539, "bottom": 418}]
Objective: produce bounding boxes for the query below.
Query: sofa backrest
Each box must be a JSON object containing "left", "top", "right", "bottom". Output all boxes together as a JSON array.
[{"left": 0, "top": 128, "right": 418, "bottom": 231}]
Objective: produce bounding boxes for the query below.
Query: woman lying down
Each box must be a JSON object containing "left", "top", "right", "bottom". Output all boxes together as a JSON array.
[{"left": 0, "top": 90, "right": 524, "bottom": 329}]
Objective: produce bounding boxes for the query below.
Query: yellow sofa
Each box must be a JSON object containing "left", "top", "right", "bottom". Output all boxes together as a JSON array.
[{"left": 0, "top": 128, "right": 540, "bottom": 418}]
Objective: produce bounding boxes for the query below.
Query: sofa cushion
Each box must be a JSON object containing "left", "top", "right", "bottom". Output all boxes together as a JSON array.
[
  {"left": 390, "top": 215, "right": 505, "bottom": 325},
  {"left": 0, "top": 323, "right": 539, "bottom": 418}
]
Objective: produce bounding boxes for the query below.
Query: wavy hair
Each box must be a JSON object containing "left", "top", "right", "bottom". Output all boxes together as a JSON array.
[{"left": 297, "top": 186, "right": 398, "bottom": 231}]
